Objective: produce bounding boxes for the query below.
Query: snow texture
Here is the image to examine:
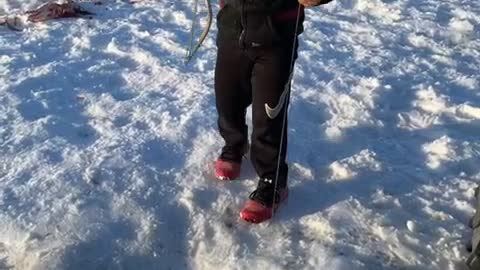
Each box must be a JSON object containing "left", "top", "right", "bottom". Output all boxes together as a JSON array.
[{"left": 1, "top": 0, "right": 480, "bottom": 269}]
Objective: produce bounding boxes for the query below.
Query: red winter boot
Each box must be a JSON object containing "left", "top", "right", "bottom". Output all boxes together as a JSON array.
[
  {"left": 215, "top": 159, "right": 241, "bottom": 180},
  {"left": 240, "top": 179, "right": 288, "bottom": 223},
  {"left": 215, "top": 144, "right": 249, "bottom": 180}
]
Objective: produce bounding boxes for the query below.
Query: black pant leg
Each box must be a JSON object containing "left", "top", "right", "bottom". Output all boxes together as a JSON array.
[
  {"left": 215, "top": 43, "right": 254, "bottom": 162},
  {"left": 249, "top": 43, "right": 298, "bottom": 187}
]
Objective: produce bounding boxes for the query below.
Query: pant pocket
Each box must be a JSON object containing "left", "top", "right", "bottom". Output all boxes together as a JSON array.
[
  {"left": 216, "top": 5, "right": 243, "bottom": 46},
  {"left": 243, "top": 15, "right": 280, "bottom": 48}
]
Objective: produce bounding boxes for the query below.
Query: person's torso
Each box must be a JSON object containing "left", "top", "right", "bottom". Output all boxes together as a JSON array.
[
  {"left": 221, "top": 0, "right": 300, "bottom": 13},
  {"left": 217, "top": 0, "right": 304, "bottom": 48}
]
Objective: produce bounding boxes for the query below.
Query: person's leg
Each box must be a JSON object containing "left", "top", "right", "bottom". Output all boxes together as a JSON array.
[
  {"left": 215, "top": 43, "right": 254, "bottom": 162},
  {"left": 249, "top": 44, "right": 297, "bottom": 188},
  {"left": 239, "top": 42, "right": 299, "bottom": 223}
]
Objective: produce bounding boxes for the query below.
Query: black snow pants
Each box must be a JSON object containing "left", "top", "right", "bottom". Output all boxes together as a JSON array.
[{"left": 214, "top": 4, "right": 303, "bottom": 188}]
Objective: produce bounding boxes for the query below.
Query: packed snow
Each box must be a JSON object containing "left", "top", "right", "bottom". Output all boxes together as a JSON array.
[{"left": 1, "top": 0, "right": 479, "bottom": 269}]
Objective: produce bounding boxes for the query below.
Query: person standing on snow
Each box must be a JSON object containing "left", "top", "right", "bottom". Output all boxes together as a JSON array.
[{"left": 214, "top": 0, "right": 333, "bottom": 223}]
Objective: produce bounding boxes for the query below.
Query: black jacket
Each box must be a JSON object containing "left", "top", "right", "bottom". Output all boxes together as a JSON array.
[
  {"left": 216, "top": 0, "right": 334, "bottom": 48},
  {"left": 222, "top": 0, "right": 333, "bottom": 13},
  {"left": 223, "top": 0, "right": 299, "bottom": 13},
  {"left": 217, "top": 0, "right": 306, "bottom": 48}
]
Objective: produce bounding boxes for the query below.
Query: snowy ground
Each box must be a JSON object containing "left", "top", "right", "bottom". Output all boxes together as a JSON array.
[{"left": 1, "top": 0, "right": 479, "bottom": 269}]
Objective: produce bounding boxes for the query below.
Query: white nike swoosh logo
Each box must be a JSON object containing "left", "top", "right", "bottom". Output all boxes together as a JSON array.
[{"left": 265, "top": 74, "right": 293, "bottom": 119}]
